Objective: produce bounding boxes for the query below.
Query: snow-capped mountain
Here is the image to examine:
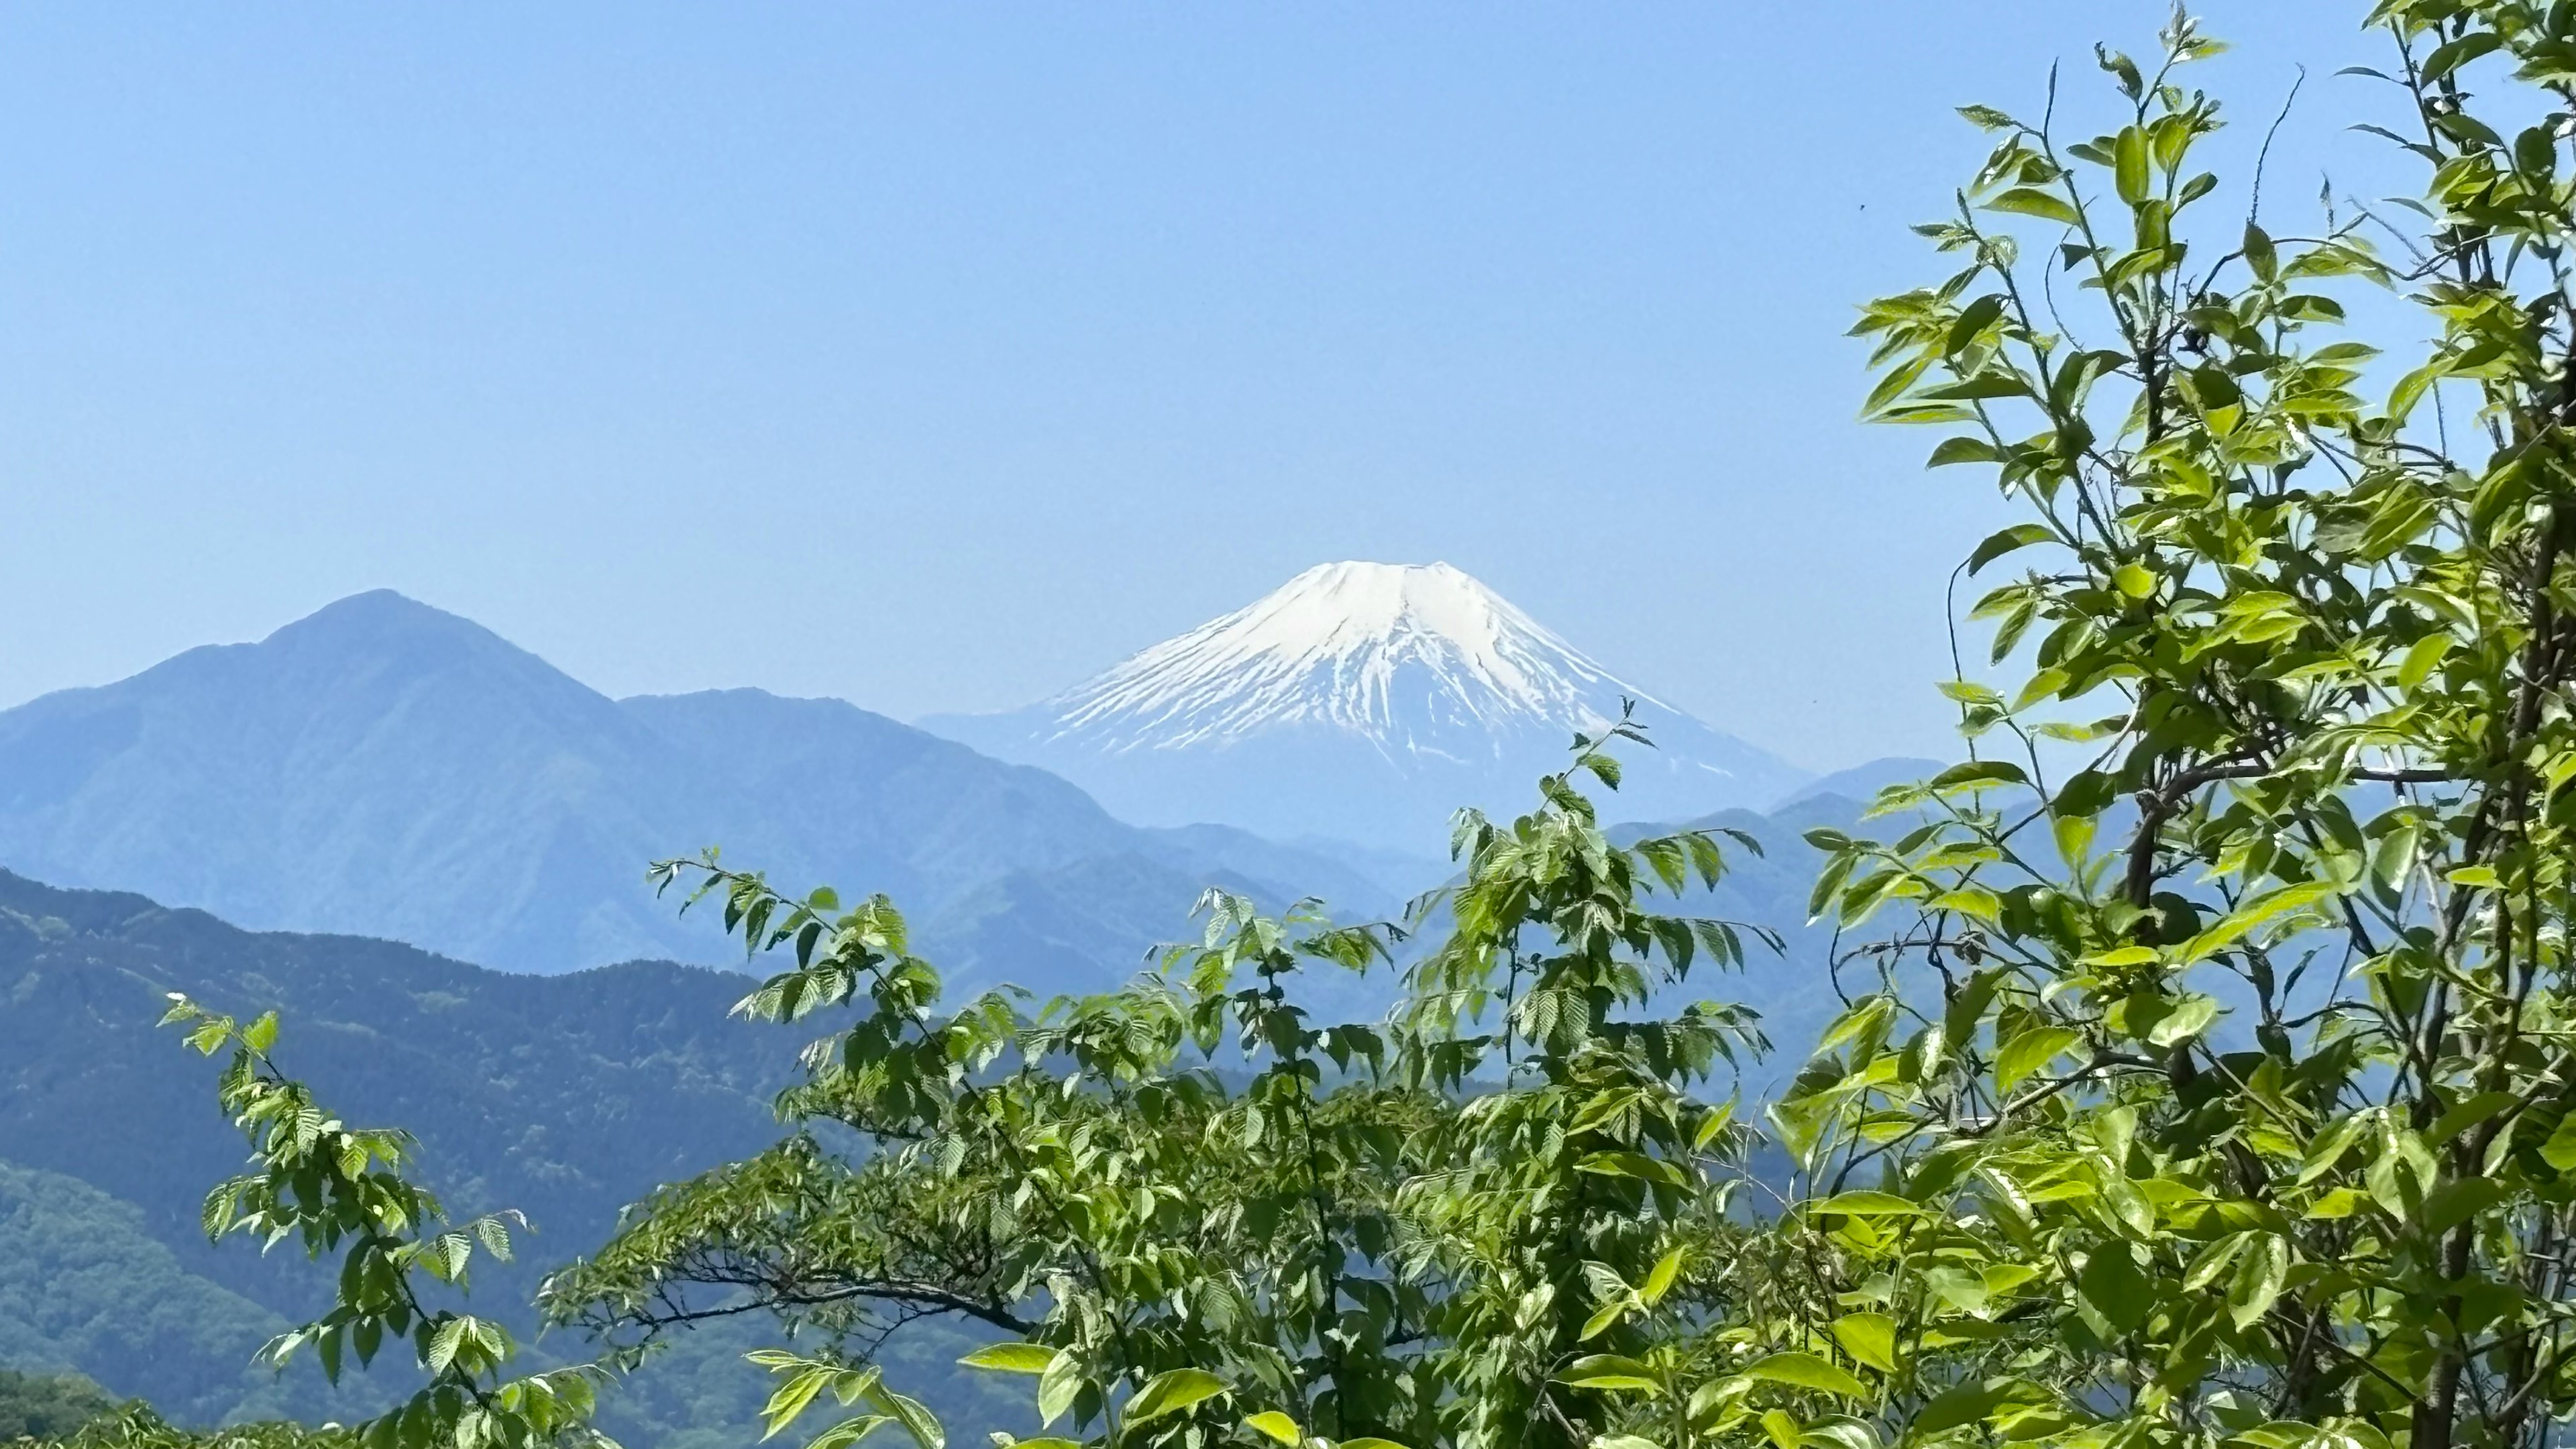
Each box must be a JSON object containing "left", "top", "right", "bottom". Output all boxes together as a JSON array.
[{"left": 926, "top": 561, "right": 1811, "bottom": 851}]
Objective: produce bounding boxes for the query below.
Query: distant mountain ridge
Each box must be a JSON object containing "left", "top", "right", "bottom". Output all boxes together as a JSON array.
[
  {"left": 927, "top": 561, "right": 1811, "bottom": 850},
  {"left": 0, "top": 591, "right": 1392, "bottom": 978}
]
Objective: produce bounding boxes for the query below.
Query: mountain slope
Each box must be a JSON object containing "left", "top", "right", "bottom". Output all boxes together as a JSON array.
[
  {"left": 0, "top": 869, "right": 788, "bottom": 1428},
  {"left": 0, "top": 869, "right": 1060, "bottom": 1441},
  {"left": 0, "top": 592, "right": 1390, "bottom": 977},
  {"left": 928, "top": 561, "right": 1809, "bottom": 851},
  {"left": 0, "top": 1159, "right": 300, "bottom": 1427}
]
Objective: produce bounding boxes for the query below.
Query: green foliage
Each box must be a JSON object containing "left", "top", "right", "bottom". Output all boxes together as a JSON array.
[
  {"left": 539, "top": 713, "right": 1782, "bottom": 1449},
  {"left": 0, "top": 1368, "right": 119, "bottom": 1442},
  {"left": 1780, "top": 5, "right": 2576, "bottom": 1448},
  {"left": 157, "top": 1002, "right": 610, "bottom": 1449},
  {"left": 18, "top": 1405, "right": 350, "bottom": 1449}
]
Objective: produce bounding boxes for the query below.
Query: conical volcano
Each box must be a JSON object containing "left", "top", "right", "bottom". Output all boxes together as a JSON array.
[{"left": 927, "top": 562, "right": 1809, "bottom": 849}]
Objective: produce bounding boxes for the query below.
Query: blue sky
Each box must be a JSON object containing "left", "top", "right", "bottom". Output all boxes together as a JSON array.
[{"left": 1, "top": 2, "right": 2386, "bottom": 771}]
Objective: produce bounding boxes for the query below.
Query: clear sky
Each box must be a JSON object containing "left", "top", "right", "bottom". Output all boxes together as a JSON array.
[{"left": 1, "top": 3, "right": 2390, "bottom": 772}]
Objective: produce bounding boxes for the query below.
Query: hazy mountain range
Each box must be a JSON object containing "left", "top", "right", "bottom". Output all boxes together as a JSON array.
[
  {"left": 927, "top": 561, "right": 1813, "bottom": 849},
  {"left": 0, "top": 590, "right": 1395, "bottom": 979},
  {"left": 0, "top": 570, "right": 1907, "bottom": 983}
]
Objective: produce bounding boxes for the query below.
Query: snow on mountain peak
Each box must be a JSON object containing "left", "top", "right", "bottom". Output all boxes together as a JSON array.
[{"left": 1039, "top": 561, "right": 1665, "bottom": 755}]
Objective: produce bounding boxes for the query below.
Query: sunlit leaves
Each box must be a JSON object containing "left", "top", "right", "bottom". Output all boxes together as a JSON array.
[
  {"left": 160, "top": 1002, "right": 611, "bottom": 1449},
  {"left": 1807, "top": 5, "right": 2576, "bottom": 1446}
]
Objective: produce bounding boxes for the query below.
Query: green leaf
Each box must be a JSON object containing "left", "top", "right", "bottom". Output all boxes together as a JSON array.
[
  {"left": 1928, "top": 759, "right": 2028, "bottom": 794},
  {"left": 761, "top": 1368, "right": 833, "bottom": 1442},
  {"left": 1968, "top": 523, "right": 2056, "bottom": 576},
  {"left": 2226, "top": 1234, "right": 2289, "bottom": 1331},
  {"left": 1244, "top": 1413, "right": 1303, "bottom": 1447},
  {"left": 2114, "top": 562, "right": 2156, "bottom": 598},
  {"left": 1996, "top": 1026, "right": 2081, "bottom": 1091},
  {"left": 2182, "top": 1230, "right": 2251, "bottom": 1292},
  {"left": 1743, "top": 1352, "right": 1870, "bottom": 1400},
  {"left": 1929, "top": 435, "right": 1999, "bottom": 468},
  {"left": 1036, "top": 1355, "right": 1083, "bottom": 1428},
  {"left": 2397, "top": 633, "right": 2452, "bottom": 687},
  {"left": 2113, "top": 125, "right": 2149, "bottom": 205},
  {"left": 2299, "top": 1114, "right": 2372, "bottom": 1184},
  {"left": 2145, "top": 992, "right": 2220, "bottom": 1048},
  {"left": 1913, "top": 1383, "right": 2004, "bottom": 1435},
  {"left": 806, "top": 1415, "right": 895, "bottom": 1449},
  {"left": 1126, "top": 1368, "right": 1228, "bottom": 1424},
  {"left": 957, "top": 1344, "right": 1061, "bottom": 1376},
  {"left": 1577, "top": 1151, "right": 1693, "bottom": 1187},
  {"left": 864, "top": 1387, "right": 943, "bottom": 1449},
  {"left": 2079, "top": 1246, "right": 2153, "bottom": 1332},
  {"left": 1986, "top": 188, "right": 2083, "bottom": 226},
  {"left": 2542, "top": 1114, "right": 2576, "bottom": 1173},
  {"left": 1579, "top": 1296, "right": 1631, "bottom": 1342},
  {"left": 1830, "top": 1312, "right": 1897, "bottom": 1373},
  {"left": 1640, "top": 1246, "right": 1685, "bottom": 1306},
  {"left": 2243, "top": 222, "right": 2277, "bottom": 281},
  {"left": 1558, "top": 1355, "right": 1660, "bottom": 1393},
  {"left": 1946, "top": 295, "right": 2007, "bottom": 355},
  {"left": 2422, "top": 30, "right": 2502, "bottom": 80},
  {"left": 2180, "top": 883, "right": 2335, "bottom": 964}
]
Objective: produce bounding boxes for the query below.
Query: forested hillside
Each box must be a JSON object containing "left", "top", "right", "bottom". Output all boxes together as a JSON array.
[{"left": 0, "top": 869, "right": 779, "bottom": 1433}]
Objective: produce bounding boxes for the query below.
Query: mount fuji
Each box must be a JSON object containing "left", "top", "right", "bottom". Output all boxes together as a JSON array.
[{"left": 925, "top": 561, "right": 1812, "bottom": 851}]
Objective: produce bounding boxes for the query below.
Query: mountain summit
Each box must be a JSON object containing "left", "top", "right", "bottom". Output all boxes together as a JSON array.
[
  {"left": 0, "top": 591, "right": 1388, "bottom": 977},
  {"left": 1049, "top": 561, "right": 1633, "bottom": 753},
  {"left": 928, "top": 562, "right": 1809, "bottom": 849}
]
